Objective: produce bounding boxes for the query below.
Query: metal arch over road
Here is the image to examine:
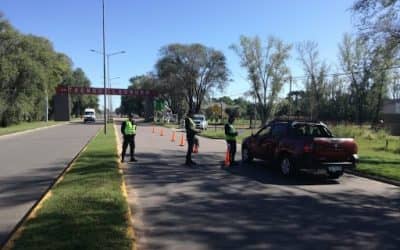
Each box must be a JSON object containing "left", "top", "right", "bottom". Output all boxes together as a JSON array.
[
  {"left": 0, "top": 122, "right": 101, "bottom": 245},
  {"left": 55, "top": 85, "right": 158, "bottom": 97},
  {"left": 53, "top": 85, "right": 157, "bottom": 122}
]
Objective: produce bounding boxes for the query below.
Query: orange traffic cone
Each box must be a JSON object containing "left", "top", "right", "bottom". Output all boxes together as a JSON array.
[
  {"left": 179, "top": 134, "right": 185, "bottom": 146},
  {"left": 160, "top": 128, "right": 164, "bottom": 136},
  {"left": 224, "top": 146, "right": 231, "bottom": 167},
  {"left": 171, "top": 131, "right": 176, "bottom": 142},
  {"left": 152, "top": 127, "right": 155, "bottom": 133}
]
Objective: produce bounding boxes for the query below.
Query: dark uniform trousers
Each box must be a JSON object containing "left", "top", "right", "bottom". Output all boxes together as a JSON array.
[
  {"left": 186, "top": 135, "right": 195, "bottom": 163},
  {"left": 122, "top": 134, "right": 135, "bottom": 159},
  {"left": 227, "top": 140, "right": 236, "bottom": 163}
]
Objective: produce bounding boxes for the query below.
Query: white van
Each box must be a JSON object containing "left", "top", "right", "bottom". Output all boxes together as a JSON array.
[
  {"left": 193, "top": 114, "right": 208, "bottom": 130},
  {"left": 83, "top": 108, "right": 96, "bottom": 123}
]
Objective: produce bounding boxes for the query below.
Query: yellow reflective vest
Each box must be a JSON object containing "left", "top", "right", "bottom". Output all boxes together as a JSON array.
[{"left": 124, "top": 121, "right": 136, "bottom": 135}]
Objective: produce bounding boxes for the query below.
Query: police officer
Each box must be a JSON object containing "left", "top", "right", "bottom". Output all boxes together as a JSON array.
[
  {"left": 185, "top": 109, "right": 200, "bottom": 166},
  {"left": 225, "top": 115, "right": 238, "bottom": 166},
  {"left": 121, "top": 113, "right": 137, "bottom": 162}
]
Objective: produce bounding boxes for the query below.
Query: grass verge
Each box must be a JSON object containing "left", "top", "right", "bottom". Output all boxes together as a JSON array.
[
  {"left": 330, "top": 125, "right": 400, "bottom": 182},
  {"left": 0, "top": 121, "right": 59, "bottom": 136},
  {"left": 9, "top": 124, "right": 132, "bottom": 250},
  {"left": 200, "top": 128, "right": 253, "bottom": 144},
  {"left": 355, "top": 137, "right": 400, "bottom": 182}
]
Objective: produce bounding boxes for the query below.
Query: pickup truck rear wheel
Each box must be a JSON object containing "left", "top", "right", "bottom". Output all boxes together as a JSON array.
[
  {"left": 241, "top": 146, "right": 253, "bottom": 163},
  {"left": 280, "top": 157, "right": 294, "bottom": 176}
]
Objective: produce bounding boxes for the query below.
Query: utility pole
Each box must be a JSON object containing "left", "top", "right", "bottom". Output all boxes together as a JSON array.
[
  {"left": 107, "top": 55, "right": 110, "bottom": 123},
  {"left": 102, "top": 0, "right": 107, "bottom": 134},
  {"left": 220, "top": 102, "right": 223, "bottom": 124},
  {"left": 45, "top": 90, "right": 48, "bottom": 123},
  {"left": 289, "top": 76, "right": 292, "bottom": 117},
  {"left": 253, "top": 94, "right": 257, "bottom": 129}
]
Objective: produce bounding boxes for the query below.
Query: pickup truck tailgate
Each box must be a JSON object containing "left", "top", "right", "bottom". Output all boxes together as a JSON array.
[{"left": 313, "top": 138, "right": 357, "bottom": 162}]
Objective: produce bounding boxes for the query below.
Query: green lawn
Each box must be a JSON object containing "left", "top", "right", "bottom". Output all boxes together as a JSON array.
[
  {"left": 200, "top": 127, "right": 253, "bottom": 143},
  {"left": 11, "top": 124, "right": 132, "bottom": 250},
  {"left": 352, "top": 137, "right": 400, "bottom": 181},
  {"left": 329, "top": 125, "right": 400, "bottom": 181},
  {"left": 0, "top": 121, "right": 60, "bottom": 136}
]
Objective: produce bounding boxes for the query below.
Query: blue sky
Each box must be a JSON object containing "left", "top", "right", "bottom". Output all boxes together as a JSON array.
[{"left": 0, "top": 0, "right": 356, "bottom": 109}]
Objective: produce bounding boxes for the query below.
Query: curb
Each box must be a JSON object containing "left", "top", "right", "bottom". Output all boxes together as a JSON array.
[
  {"left": 344, "top": 169, "right": 400, "bottom": 187},
  {"left": 113, "top": 123, "right": 136, "bottom": 250},
  {"left": 0, "top": 127, "right": 101, "bottom": 250},
  {"left": 0, "top": 122, "right": 69, "bottom": 139}
]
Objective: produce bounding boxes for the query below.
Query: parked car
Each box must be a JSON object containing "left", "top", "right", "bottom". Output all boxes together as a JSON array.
[
  {"left": 83, "top": 108, "right": 96, "bottom": 123},
  {"left": 241, "top": 119, "right": 358, "bottom": 179},
  {"left": 193, "top": 114, "right": 208, "bottom": 130}
]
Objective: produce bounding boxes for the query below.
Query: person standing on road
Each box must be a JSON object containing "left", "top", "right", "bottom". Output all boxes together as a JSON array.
[
  {"left": 225, "top": 115, "right": 238, "bottom": 166},
  {"left": 185, "top": 110, "right": 200, "bottom": 166},
  {"left": 121, "top": 113, "right": 137, "bottom": 163}
]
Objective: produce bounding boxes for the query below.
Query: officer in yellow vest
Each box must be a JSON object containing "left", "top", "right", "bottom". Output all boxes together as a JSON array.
[
  {"left": 225, "top": 115, "right": 238, "bottom": 166},
  {"left": 184, "top": 109, "right": 200, "bottom": 166},
  {"left": 121, "top": 113, "right": 137, "bottom": 162}
]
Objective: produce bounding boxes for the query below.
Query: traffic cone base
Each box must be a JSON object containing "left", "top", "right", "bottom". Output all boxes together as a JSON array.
[
  {"left": 179, "top": 134, "right": 185, "bottom": 146},
  {"left": 171, "top": 131, "right": 176, "bottom": 142},
  {"left": 224, "top": 148, "right": 231, "bottom": 167}
]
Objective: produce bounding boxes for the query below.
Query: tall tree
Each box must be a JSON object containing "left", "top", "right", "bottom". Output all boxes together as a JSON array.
[
  {"left": 297, "top": 41, "right": 328, "bottom": 120},
  {"left": 338, "top": 34, "right": 374, "bottom": 124},
  {"left": 369, "top": 46, "right": 395, "bottom": 122},
  {"left": 155, "top": 57, "right": 187, "bottom": 118},
  {"left": 389, "top": 70, "right": 400, "bottom": 99},
  {"left": 231, "top": 35, "right": 292, "bottom": 123},
  {"left": 120, "top": 75, "right": 157, "bottom": 116},
  {"left": 64, "top": 68, "right": 98, "bottom": 117},
  {"left": 352, "top": 0, "right": 400, "bottom": 50},
  {"left": 157, "top": 43, "right": 229, "bottom": 113},
  {"left": 0, "top": 13, "right": 94, "bottom": 125}
]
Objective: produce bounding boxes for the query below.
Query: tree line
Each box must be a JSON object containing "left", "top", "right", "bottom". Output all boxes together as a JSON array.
[
  {"left": 120, "top": 1, "right": 400, "bottom": 125},
  {"left": 0, "top": 14, "right": 97, "bottom": 127}
]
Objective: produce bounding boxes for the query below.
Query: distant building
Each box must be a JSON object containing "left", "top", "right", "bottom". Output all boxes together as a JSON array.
[{"left": 382, "top": 99, "right": 400, "bottom": 135}]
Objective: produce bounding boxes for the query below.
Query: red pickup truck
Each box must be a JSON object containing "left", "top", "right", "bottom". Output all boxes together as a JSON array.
[{"left": 241, "top": 120, "right": 358, "bottom": 179}]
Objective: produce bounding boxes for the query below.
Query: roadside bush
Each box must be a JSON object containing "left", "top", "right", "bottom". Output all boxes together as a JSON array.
[{"left": 329, "top": 124, "right": 390, "bottom": 140}]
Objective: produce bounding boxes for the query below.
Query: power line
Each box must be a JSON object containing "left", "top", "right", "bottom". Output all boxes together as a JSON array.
[
  {"left": 291, "top": 64, "right": 400, "bottom": 81},
  {"left": 222, "top": 64, "right": 400, "bottom": 98}
]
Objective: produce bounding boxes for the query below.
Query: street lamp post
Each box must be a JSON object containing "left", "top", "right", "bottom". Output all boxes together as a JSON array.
[
  {"left": 102, "top": 0, "right": 107, "bottom": 134},
  {"left": 108, "top": 76, "right": 120, "bottom": 121},
  {"left": 90, "top": 49, "right": 125, "bottom": 127},
  {"left": 106, "top": 51, "right": 125, "bottom": 121}
]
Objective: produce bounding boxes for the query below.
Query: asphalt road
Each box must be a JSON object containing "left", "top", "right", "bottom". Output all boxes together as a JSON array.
[
  {"left": 0, "top": 121, "right": 101, "bottom": 245},
  {"left": 119, "top": 123, "right": 400, "bottom": 250}
]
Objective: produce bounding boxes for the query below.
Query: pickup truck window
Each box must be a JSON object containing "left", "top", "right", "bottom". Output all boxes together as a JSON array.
[
  {"left": 292, "top": 124, "right": 332, "bottom": 137},
  {"left": 257, "top": 126, "right": 271, "bottom": 137},
  {"left": 271, "top": 124, "right": 287, "bottom": 137}
]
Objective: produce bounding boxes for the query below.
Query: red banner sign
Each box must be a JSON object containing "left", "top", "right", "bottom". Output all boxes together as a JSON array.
[{"left": 56, "top": 86, "right": 157, "bottom": 97}]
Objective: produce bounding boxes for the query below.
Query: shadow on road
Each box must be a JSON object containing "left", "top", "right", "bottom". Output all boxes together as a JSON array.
[
  {"left": 0, "top": 161, "right": 72, "bottom": 246},
  {"left": 0, "top": 161, "right": 70, "bottom": 209},
  {"left": 123, "top": 148, "right": 400, "bottom": 250},
  {"left": 227, "top": 161, "right": 340, "bottom": 186}
]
